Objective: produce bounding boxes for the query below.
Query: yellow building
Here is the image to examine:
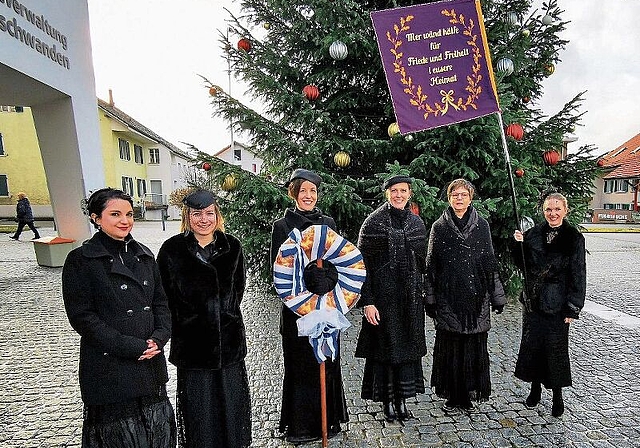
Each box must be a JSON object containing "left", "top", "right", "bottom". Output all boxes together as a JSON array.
[
  {"left": 0, "top": 106, "right": 50, "bottom": 216},
  {"left": 0, "top": 100, "right": 194, "bottom": 220}
]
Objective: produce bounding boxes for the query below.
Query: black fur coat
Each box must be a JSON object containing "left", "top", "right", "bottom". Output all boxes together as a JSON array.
[
  {"left": 512, "top": 220, "right": 586, "bottom": 317},
  {"left": 157, "top": 231, "right": 247, "bottom": 369}
]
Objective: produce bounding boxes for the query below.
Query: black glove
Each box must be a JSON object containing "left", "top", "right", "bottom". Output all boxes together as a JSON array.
[{"left": 492, "top": 304, "right": 504, "bottom": 314}]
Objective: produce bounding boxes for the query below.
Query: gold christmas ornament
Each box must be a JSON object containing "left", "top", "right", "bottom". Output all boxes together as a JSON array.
[
  {"left": 221, "top": 174, "right": 239, "bottom": 191},
  {"left": 387, "top": 122, "right": 400, "bottom": 137},
  {"left": 544, "top": 63, "right": 555, "bottom": 76},
  {"left": 333, "top": 151, "right": 351, "bottom": 168}
]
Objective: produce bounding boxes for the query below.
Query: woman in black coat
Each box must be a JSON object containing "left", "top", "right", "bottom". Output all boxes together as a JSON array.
[
  {"left": 355, "top": 175, "right": 428, "bottom": 423},
  {"left": 62, "top": 188, "right": 176, "bottom": 448},
  {"left": 157, "top": 189, "right": 251, "bottom": 448},
  {"left": 270, "top": 169, "right": 348, "bottom": 444},
  {"left": 425, "top": 179, "right": 506, "bottom": 415},
  {"left": 513, "top": 192, "right": 586, "bottom": 417}
]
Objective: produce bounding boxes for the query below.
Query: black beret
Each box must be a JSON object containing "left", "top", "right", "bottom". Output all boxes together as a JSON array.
[
  {"left": 285, "top": 168, "right": 322, "bottom": 187},
  {"left": 383, "top": 175, "right": 413, "bottom": 190},
  {"left": 182, "top": 189, "right": 217, "bottom": 209}
]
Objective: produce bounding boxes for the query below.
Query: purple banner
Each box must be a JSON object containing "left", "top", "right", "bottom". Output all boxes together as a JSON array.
[{"left": 371, "top": 0, "right": 499, "bottom": 134}]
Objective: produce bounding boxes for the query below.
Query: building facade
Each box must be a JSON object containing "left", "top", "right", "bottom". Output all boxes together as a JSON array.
[
  {"left": 590, "top": 132, "right": 640, "bottom": 223},
  {"left": 0, "top": 99, "right": 194, "bottom": 221}
]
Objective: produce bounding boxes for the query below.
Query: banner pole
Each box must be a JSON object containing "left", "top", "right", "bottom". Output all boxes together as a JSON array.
[{"left": 495, "top": 112, "right": 532, "bottom": 313}]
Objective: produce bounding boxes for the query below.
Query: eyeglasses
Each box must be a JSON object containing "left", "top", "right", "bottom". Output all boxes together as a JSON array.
[
  {"left": 189, "top": 211, "right": 217, "bottom": 219},
  {"left": 450, "top": 192, "right": 470, "bottom": 198}
]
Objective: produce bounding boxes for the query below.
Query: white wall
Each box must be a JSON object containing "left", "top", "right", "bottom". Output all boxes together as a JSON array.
[{"left": 0, "top": 0, "right": 103, "bottom": 241}]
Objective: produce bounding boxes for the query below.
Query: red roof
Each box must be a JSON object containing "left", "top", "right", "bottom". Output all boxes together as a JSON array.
[{"left": 600, "top": 132, "right": 640, "bottom": 179}]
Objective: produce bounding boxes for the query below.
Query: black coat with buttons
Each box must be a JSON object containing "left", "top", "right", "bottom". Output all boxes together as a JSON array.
[
  {"left": 157, "top": 230, "right": 247, "bottom": 370},
  {"left": 62, "top": 231, "right": 171, "bottom": 406}
]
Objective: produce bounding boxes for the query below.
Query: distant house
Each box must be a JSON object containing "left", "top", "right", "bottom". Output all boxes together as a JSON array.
[
  {"left": 214, "top": 141, "right": 263, "bottom": 174},
  {"left": 0, "top": 96, "right": 194, "bottom": 220},
  {"left": 98, "top": 96, "right": 194, "bottom": 220},
  {"left": 590, "top": 132, "right": 640, "bottom": 223}
]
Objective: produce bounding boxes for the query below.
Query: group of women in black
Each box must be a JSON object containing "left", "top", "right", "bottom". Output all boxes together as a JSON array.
[{"left": 62, "top": 172, "right": 585, "bottom": 447}]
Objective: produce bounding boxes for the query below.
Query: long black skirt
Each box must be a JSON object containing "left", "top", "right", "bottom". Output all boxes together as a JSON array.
[
  {"left": 515, "top": 310, "right": 572, "bottom": 388},
  {"left": 81, "top": 389, "right": 176, "bottom": 448},
  {"left": 176, "top": 362, "right": 251, "bottom": 448},
  {"left": 279, "top": 307, "right": 348, "bottom": 443},
  {"left": 361, "top": 359, "right": 425, "bottom": 403},
  {"left": 431, "top": 330, "right": 491, "bottom": 404}
]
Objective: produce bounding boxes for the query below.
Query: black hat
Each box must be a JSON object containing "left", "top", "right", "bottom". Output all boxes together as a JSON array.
[
  {"left": 383, "top": 175, "right": 413, "bottom": 190},
  {"left": 285, "top": 168, "right": 322, "bottom": 187},
  {"left": 182, "top": 189, "right": 217, "bottom": 209}
]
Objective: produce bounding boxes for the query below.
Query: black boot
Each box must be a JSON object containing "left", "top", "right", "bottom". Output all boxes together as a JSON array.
[
  {"left": 552, "top": 388, "right": 564, "bottom": 417},
  {"left": 395, "top": 397, "right": 410, "bottom": 421},
  {"left": 525, "top": 382, "right": 541, "bottom": 408},
  {"left": 383, "top": 400, "right": 396, "bottom": 422}
]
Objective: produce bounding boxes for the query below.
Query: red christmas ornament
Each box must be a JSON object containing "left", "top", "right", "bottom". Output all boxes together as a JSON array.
[
  {"left": 506, "top": 123, "right": 524, "bottom": 141},
  {"left": 522, "top": 96, "right": 531, "bottom": 103},
  {"left": 303, "top": 84, "right": 320, "bottom": 101},
  {"left": 597, "top": 159, "right": 605, "bottom": 167},
  {"left": 515, "top": 168, "right": 525, "bottom": 178},
  {"left": 237, "top": 38, "right": 252, "bottom": 52},
  {"left": 542, "top": 150, "right": 560, "bottom": 166},
  {"left": 202, "top": 162, "right": 211, "bottom": 171}
]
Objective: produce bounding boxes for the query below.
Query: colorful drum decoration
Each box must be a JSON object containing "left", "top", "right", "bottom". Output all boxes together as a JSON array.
[{"left": 273, "top": 225, "right": 366, "bottom": 316}]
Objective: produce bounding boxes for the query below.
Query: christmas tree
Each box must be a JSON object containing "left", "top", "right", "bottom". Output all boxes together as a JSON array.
[{"left": 195, "top": 0, "right": 600, "bottom": 289}]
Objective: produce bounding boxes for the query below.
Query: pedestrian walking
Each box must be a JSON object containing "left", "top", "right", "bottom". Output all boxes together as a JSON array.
[
  {"left": 512, "top": 191, "right": 586, "bottom": 417},
  {"left": 355, "top": 174, "right": 428, "bottom": 422},
  {"left": 270, "top": 168, "right": 348, "bottom": 443},
  {"left": 425, "top": 178, "right": 506, "bottom": 414},
  {"left": 157, "top": 189, "right": 252, "bottom": 448},
  {"left": 62, "top": 187, "right": 176, "bottom": 447},
  {"left": 10, "top": 192, "right": 40, "bottom": 240}
]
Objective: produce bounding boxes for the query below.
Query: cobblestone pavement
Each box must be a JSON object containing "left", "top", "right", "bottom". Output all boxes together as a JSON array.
[{"left": 1, "top": 222, "right": 639, "bottom": 447}]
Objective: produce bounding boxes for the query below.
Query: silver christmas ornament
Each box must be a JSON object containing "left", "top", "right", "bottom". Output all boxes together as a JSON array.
[
  {"left": 496, "top": 57, "right": 514, "bottom": 76},
  {"left": 506, "top": 12, "right": 518, "bottom": 26},
  {"left": 542, "top": 14, "right": 553, "bottom": 25},
  {"left": 329, "top": 40, "right": 348, "bottom": 60}
]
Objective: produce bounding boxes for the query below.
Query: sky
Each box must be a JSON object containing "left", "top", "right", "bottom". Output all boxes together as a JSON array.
[{"left": 87, "top": 0, "right": 640, "bottom": 157}]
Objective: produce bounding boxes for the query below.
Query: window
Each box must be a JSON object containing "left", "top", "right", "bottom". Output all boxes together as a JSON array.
[
  {"left": 134, "top": 144, "right": 144, "bottom": 164},
  {"left": 149, "top": 179, "right": 163, "bottom": 204},
  {"left": 604, "top": 179, "right": 629, "bottom": 193},
  {"left": 137, "top": 179, "right": 147, "bottom": 198},
  {"left": 121, "top": 176, "right": 134, "bottom": 196},
  {"left": 119, "top": 138, "right": 131, "bottom": 161},
  {"left": 149, "top": 148, "right": 160, "bottom": 164},
  {"left": 233, "top": 148, "right": 242, "bottom": 161},
  {"left": 0, "top": 174, "right": 8, "bottom": 196},
  {"left": 0, "top": 133, "right": 4, "bottom": 155}
]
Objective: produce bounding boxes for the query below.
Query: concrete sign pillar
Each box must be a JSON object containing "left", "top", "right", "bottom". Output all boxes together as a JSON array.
[{"left": 0, "top": 0, "right": 104, "bottom": 242}]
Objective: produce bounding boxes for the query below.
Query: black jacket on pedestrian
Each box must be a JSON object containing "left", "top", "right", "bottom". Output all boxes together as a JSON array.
[
  {"left": 16, "top": 197, "right": 35, "bottom": 222},
  {"left": 354, "top": 202, "right": 428, "bottom": 364},
  {"left": 62, "top": 231, "right": 171, "bottom": 406},
  {"left": 512, "top": 220, "right": 586, "bottom": 317},
  {"left": 425, "top": 206, "right": 506, "bottom": 334},
  {"left": 157, "top": 230, "right": 247, "bottom": 369}
]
